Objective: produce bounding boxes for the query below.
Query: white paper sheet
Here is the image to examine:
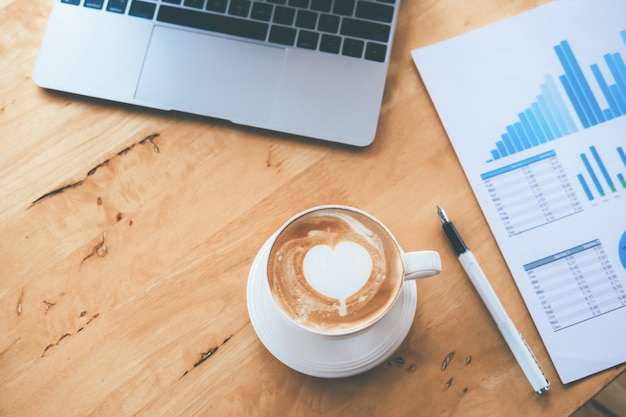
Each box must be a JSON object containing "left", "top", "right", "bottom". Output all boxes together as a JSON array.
[{"left": 412, "top": 0, "right": 626, "bottom": 384}]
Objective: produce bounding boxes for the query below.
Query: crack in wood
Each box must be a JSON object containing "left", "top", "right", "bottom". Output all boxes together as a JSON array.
[
  {"left": 41, "top": 333, "right": 71, "bottom": 357},
  {"left": 42, "top": 292, "right": 65, "bottom": 315},
  {"left": 81, "top": 232, "right": 108, "bottom": 265},
  {"left": 441, "top": 351, "right": 455, "bottom": 371},
  {"left": 31, "top": 180, "right": 85, "bottom": 205},
  {"left": 43, "top": 300, "right": 56, "bottom": 313},
  {"left": 179, "top": 335, "right": 233, "bottom": 380},
  {"left": 141, "top": 133, "right": 160, "bottom": 153},
  {"left": 30, "top": 133, "right": 161, "bottom": 206},
  {"left": 17, "top": 288, "right": 24, "bottom": 316},
  {"left": 40, "top": 313, "right": 100, "bottom": 357}
]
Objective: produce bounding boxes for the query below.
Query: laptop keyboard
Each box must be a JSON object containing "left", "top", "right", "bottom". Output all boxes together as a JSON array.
[{"left": 61, "top": 0, "right": 397, "bottom": 63}]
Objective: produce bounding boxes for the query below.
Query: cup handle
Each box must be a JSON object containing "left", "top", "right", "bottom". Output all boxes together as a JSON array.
[{"left": 403, "top": 250, "right": 442, "bottom": 280}]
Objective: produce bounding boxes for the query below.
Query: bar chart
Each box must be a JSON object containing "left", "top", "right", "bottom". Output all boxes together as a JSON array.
[
  {"left": 488, "top": 30, "right": 626, "bottom": 162},
  {"left": 577, "top": 145, "right": 626, "bottom": 201}
]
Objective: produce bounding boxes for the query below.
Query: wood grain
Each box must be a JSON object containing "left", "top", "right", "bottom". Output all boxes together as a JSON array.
[
  {"left": 573, "top": 373, "right": 626, "bottom": 417},
  {"left": 1, "top": 0, "right": 624, "bottom": 416}
]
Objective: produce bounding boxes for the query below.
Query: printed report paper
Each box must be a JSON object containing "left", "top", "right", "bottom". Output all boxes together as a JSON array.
[{"left": 412, "top": 0, "right": 626, "bottom": 383}]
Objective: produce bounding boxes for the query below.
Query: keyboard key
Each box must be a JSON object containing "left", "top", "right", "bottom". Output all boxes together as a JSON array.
[
  {"left": 297, "top": 30, "right": 319, "bottom": 49},
  {"left": 162, "top": 0, "right": 181, "bottom": 4},
  {"left": 251, "top": 2, "right": 272, "bottom": 21},
  {"left": 84, "top": 0, "right": 105, "bottom": 10},
  {"left": 295, "top": 10, "right": 317, "bottom": 29},
  {"left": 228, "top": 0, "right": 250, "bottom": 17},
  {"left": 157, "top": 5, "right": 269, "bottom": 41},
  {"left": 317, "top": 13, "right": 339, "bottom": 33},
  {"left": 184, "top": 0, "right": 204, "bottom": 9},
  {"left": 108, "top": 0, "right": 127, "bottom": 12},
  {"left": 268, "top": 25, "right": 296, "bottom": 45},
  {"left": 287, "top": 0, "right": 309, "bottom": 9},
  {"left": 319, "top": 34, "right": 341, "bottom": 54},
  {"left": 340, "top": 18, "right": 389, "bottom": 42},
  {"left": 342, "top": 38, "right": 364, "bottom": 58},
  {"left": 61, "top": 0, "right": 81, "bottom": 5},
  {"left": 273, "top": 6, "right": 295, "bottom": 25},
  {"left": 364, "top": 41, "right": 386, "bottom": 62},
  {"left": 288, "top": 0, "right": 308, "bottom": 7},
  {"left": 129, "top": 0, "right": 156, "bottom": 18},
  {"left": 333, "top": 0, "right": 355, "bottom": 16},
  {"left": 267, "top": 0, "right": 286, "bottom": 4},
  {"left": 310, "top": 0, "right": 330, "bottom": 12},
  {"left": 356, "top": 1, "right": 393, "bottom": 23},
  {"left": 205, "top": 0, "right": 226, "bottom": 12}
]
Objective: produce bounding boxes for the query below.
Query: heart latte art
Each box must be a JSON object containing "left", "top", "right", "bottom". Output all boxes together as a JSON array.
[
  {"left": 267, "top": 207, "right": 404, "bottom": 334},
  {"left": 303, "top": 242, "right": 373, "bottom": 315}
]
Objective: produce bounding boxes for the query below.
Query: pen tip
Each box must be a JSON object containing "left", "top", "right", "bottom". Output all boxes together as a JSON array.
[{"left": 436, "top": 205, "right": 447, "bottom": 223}]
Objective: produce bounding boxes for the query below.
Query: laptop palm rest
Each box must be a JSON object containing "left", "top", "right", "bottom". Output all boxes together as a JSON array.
[{"left": 135, "top": 26, "right": 285, "bottom": 125}]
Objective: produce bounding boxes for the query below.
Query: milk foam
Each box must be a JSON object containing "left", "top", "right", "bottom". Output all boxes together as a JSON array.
[
  {"left": 267, "top": 207, "right": 404, "bottom": 334},
  {"left": 303, "top": 242, "right": 373, "bottom": 316}
]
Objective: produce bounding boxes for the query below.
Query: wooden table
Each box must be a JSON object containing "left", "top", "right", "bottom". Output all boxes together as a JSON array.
[{"left": 1, "top": 0, "right": 624, "bottom": 415}]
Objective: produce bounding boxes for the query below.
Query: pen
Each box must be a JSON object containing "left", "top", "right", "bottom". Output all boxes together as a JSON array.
[{"left": 436, "top": 205, "right": 550, "bottom": 394}]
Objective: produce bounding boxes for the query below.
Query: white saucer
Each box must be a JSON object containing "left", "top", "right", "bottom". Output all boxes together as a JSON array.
[{"left": 246, "top": 237, "right": 417, "bottom": 378}]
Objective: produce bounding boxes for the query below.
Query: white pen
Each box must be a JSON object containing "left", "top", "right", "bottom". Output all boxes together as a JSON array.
[{"left": 436, "top": 205, "right": 550, "bottom": 394}]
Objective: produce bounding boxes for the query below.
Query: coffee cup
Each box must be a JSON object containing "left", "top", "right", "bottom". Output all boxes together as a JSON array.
[{"left": 265, "top": 205, "right": 441, "bottom": 336}]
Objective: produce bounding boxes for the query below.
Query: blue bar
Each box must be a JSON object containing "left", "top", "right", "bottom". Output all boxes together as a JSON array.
[
  {"left": 531, "top": 102, "right": 554, "bottom": 141},
  {"left": 590, "top": 63, "right": 621, "bottom": 118},
  {"left": 491, "top": 149, "right": 501, "bottom": 161},
  {"left": 506, "top": 125, "right": 524, "bottom": 152},
  {"left": 519, "top": 112, "right": 539, "bottom": 146},
  {"left": 581, "top": 153, "right": 605, "bottom": 196},
  {"left": 501, "top": 133, "right": 517, "bottom": 154},
  {"left": 496, "top": 140, "right": 508, "bottom": 158},
  {"left": 590, "top": 146, "right": 616, "bottom": 192},
  {"left": 622, "top": 30, "right": 626, "bottom": 45},
  {"left": 525, "top": 108, "right": 546, "bottom": 143},
  {"left": 560, "top": 74, "right": 589, "bottom": 128},
  {"left": 613, "top": 53, "right": 626, "bottom": 107},
  {"left": 556, "top": 41, "right": 605, "bottom": 125},
  {"left": 544, "top": 75, "right": 577, "bottom": 134},
  {"left": 537, "top": 93, "right": 563, "bottom": 137},
  {"left": 603, "top": 108, "right": 614, "bottom": 120},
  {"left": 613, "top": 53, "right": 626, "bottom": 88},
  {"left": 513, "top": 122, "right": 531, "bottom": 149},
  {"left": 605, "top": 53, "right": 626, "bottom": 106},
  {"left": 541, "top": 83, "right": 567, "bottom": 136},
  {"left": 609, "top": 84, "right": 626, "bottom": 115},
  {"left": 556, "top": 45, "right": 596, "bottom": 126},
  {"left": 577, "top": 174, "right": 594, "bottom": 201},
  {"left": 618, "top": 146, "right": 626, "bottom": 167}
]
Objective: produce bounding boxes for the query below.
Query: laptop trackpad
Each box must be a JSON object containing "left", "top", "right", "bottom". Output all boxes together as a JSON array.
[{"left": 135, "top": 26, "right": 285, "bottom": 124}]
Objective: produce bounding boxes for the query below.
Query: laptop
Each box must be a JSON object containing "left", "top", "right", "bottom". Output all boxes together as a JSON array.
[{"left": 33, "top": 0, "right": 401, "bottom": 147}]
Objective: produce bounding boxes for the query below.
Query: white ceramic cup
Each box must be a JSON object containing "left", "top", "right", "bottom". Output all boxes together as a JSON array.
[{"left": 264, "top": 205, "right": 441, "bottom": 336}]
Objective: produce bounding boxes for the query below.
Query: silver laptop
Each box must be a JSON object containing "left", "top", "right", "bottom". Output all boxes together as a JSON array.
[{"left": 33, "top": 0, "right": 400, "bottom": 146}]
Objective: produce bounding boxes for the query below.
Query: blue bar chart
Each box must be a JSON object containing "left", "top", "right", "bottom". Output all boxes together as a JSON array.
[
  {"left": 488, "top": 30, "right": 626, "bottom": 162},
  {"left": 577, "top": 145, "right": 626, "bottom": 201}
]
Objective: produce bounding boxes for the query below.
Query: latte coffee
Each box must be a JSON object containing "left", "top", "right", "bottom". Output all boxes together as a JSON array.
[{"left": 267, "top": 206, "right": 405, "bottom": 335}]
